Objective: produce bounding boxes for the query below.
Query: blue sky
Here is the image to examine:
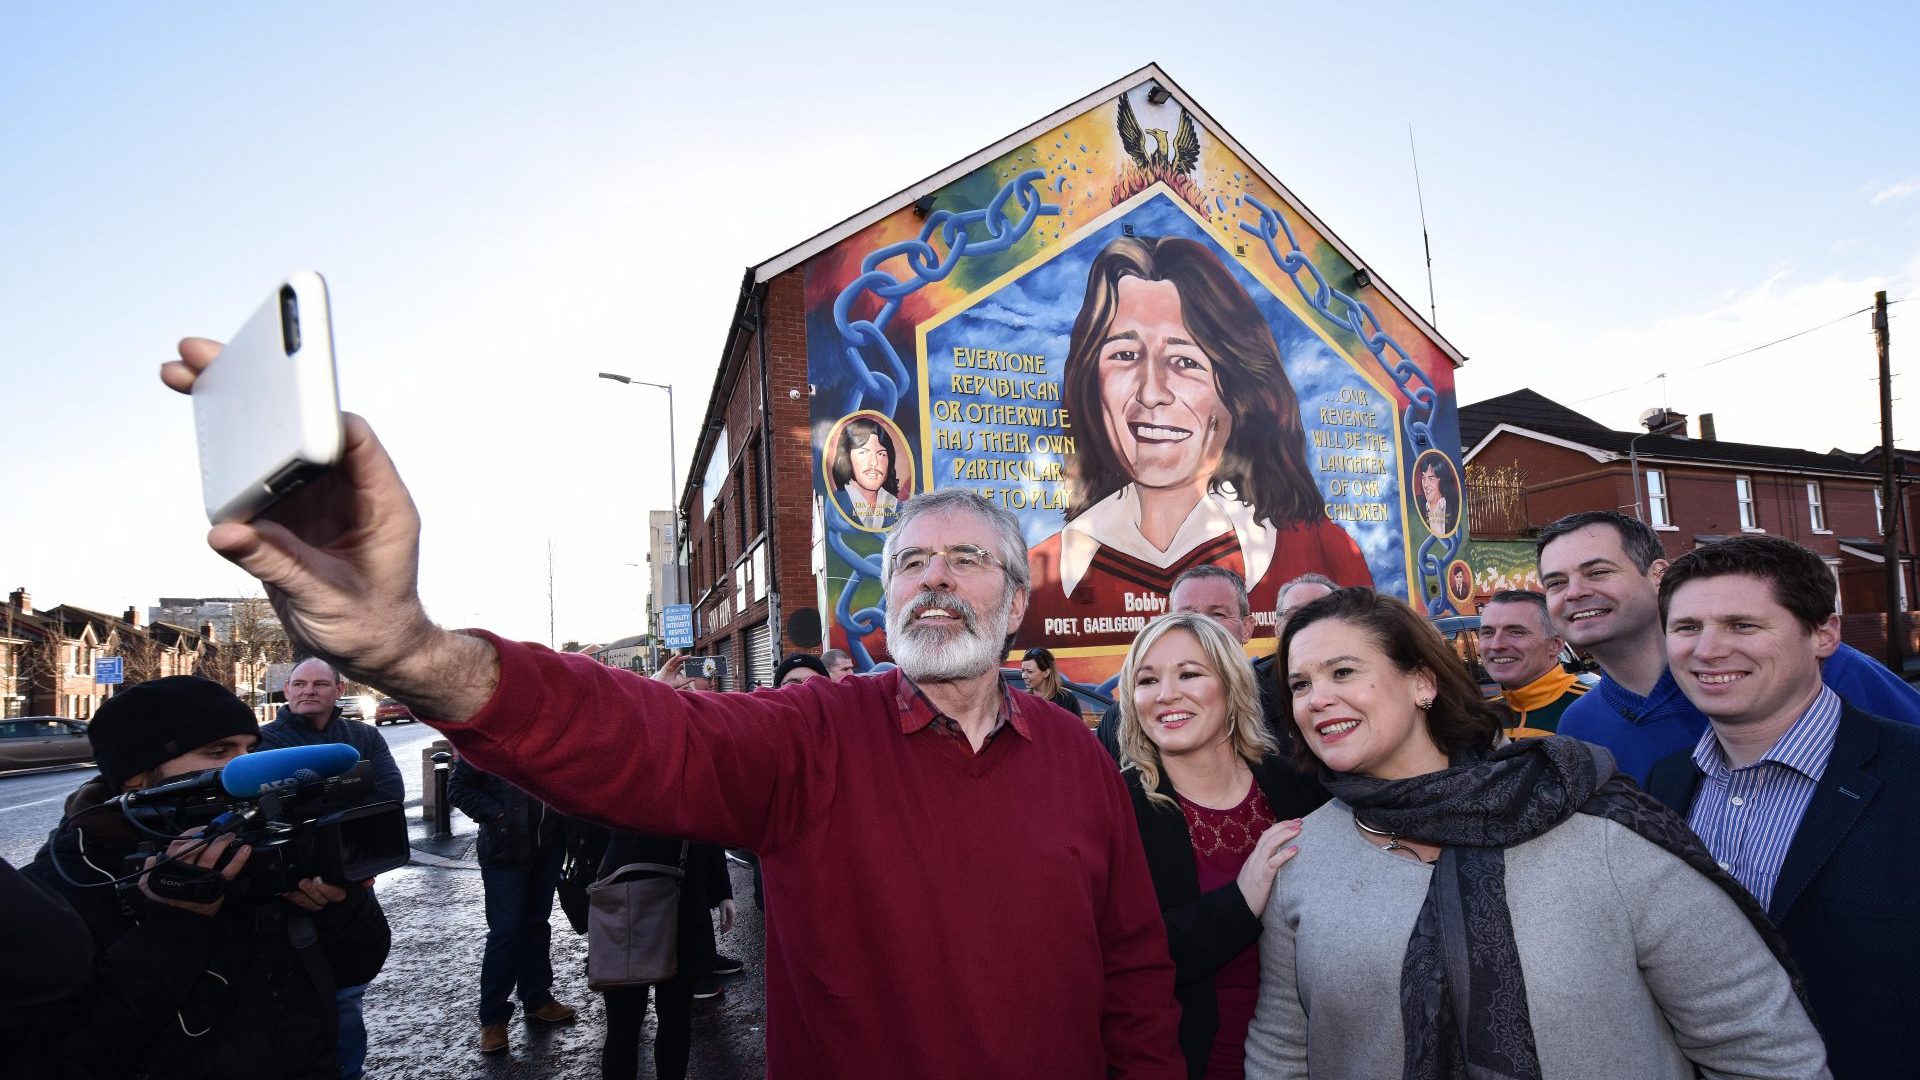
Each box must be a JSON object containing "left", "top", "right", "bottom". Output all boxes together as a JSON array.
[{"left": 3, "top": 2, "right": 1915, "bottom": 645}]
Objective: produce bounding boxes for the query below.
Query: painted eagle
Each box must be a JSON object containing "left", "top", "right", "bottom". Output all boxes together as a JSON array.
[{"left": 1116, "top": 92, "right": 1199, "bottom": 176}]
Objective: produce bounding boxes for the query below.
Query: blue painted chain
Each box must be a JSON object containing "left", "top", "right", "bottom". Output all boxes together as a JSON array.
[
  {"left": 1240, "top": 196, "right": 1458, "bottom": 614},
  {"left": 827, "top": 170, "right": 1062, "bottom": 666}
]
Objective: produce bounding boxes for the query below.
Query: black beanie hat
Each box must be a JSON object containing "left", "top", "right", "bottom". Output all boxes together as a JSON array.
[
  {"left": 772, "top": 653, "right": 830, "bottom": 685},
  {"left": 88, "top": 675, "right": 261, "bottom": 787}
]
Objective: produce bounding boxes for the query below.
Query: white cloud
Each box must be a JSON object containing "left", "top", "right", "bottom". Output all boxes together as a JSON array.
[
  {"left": 1870, "top": 176, "right": 1920, "bottom": 206},
  {"left": 1457, "top": 251, "right": 1920, "bottom": 456}
]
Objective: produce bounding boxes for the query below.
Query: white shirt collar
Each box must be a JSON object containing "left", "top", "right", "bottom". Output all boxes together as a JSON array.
[{"left": 1057, "top": 485, "right": 1274, "bottom": 596}]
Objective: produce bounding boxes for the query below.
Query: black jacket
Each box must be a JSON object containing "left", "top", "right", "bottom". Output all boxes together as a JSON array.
[
  {"left": 1647, "top": 704, "right": 1920, "bottom": 1080},
  {"left": 597, "top": 832, "right": 734, "bottom": 982},
  {"left": 447, "top": 758, "right": 565, "bottom": 869},
  {"left": 19, "top": 776, "right": 391, "bottom": 1080},
  {"left": 0, "top": 856, "right": 94, "bottom": 1076},
  {"left": 260, "top": 706, "right": 405, "bottom": 805},
  {"left": 1123, "top": 756, "right": 1326, "bottom": 1079}
]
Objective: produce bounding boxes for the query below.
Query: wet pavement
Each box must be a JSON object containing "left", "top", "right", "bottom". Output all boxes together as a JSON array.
[
  {"left": 362, "top": 851, "right": 766, "bottom": 1079},
  {"left": 1, "top": 721, "right": 768, "bottom": 1079}
]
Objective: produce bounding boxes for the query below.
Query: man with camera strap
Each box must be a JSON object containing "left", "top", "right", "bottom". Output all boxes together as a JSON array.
[{"left": 20, "top": 675, "right": 391, "bottom": 1080}]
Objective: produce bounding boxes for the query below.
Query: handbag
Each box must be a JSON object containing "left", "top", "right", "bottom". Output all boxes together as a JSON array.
[{"left": 586, "top": 842, "right": 688, "bottom": 989}]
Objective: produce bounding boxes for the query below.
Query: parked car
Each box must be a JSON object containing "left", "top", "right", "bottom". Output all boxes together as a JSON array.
[
  {"left": 338, "top": 695, "right": 380, "bottom": 723},
  {"left": 374, "top": 698, "right": 417, "bottom": 725},
  {"left": 0, "top": 716, "right": 92, "bottom": 771}
]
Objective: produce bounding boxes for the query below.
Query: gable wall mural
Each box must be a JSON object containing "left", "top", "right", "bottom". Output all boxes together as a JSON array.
[{"left": 806, "top": 80, "right": 1465, "bottom": 684}]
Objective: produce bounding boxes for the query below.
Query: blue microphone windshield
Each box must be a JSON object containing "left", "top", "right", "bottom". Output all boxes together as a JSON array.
[{"left": 220, "top": 743, "right": 363, "bottom": 797}]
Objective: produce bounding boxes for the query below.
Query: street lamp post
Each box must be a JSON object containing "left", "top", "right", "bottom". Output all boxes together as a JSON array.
[{"left": 598, "top": 372, "right": 686, "bottom": 641}]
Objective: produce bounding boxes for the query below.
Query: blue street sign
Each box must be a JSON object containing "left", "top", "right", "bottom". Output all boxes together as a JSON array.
[
  {"left": 662, "top": 604, "right": 695, "bottom": 649},
  {"left": 95, "top": 656, "right": 124, "bottom": 685}
]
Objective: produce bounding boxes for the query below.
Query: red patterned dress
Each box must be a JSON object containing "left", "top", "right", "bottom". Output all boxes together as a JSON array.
[{"left": 1178, "top": 783, "right": 1280, "bottom": 1080}]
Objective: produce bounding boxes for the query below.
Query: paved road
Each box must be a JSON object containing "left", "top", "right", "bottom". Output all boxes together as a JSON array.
[{"left": 1, "top": 719, "right": 768, "bottom": 1079}]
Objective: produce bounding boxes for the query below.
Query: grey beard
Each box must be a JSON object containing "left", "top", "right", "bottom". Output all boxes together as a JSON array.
[{"left": 886, "top": 590, "right": 1010, "bottom": 683}]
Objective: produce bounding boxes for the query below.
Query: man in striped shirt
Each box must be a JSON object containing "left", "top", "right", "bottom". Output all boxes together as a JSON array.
[{"left": 1648, "top": 535, "right": 1920, "bottom": 1080}]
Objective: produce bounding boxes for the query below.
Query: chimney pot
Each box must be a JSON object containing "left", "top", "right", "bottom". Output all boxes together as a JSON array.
[{"left": 1699, "top": 413, "right": 1717, "bottom": 441}]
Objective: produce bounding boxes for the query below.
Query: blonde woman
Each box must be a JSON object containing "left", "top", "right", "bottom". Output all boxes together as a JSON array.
[
  {"left": 1118, "top": 612, "right": 1324, "bottom": 1080},
  {"left": 1248, "top": 587, "right": 1828, "bottom": 1080}
]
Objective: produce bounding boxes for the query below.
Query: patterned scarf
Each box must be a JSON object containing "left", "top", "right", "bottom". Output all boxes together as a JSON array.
[{"left": 1321, "top": 735, "right": 1805, "bottom": 1080}]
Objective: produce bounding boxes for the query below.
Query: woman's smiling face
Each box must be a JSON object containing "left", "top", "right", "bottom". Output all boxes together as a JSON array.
[{"left": 1097, "top": 276, "right": 1230, "bottom": 492}]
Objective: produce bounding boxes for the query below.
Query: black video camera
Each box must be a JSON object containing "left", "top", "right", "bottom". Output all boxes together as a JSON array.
[{"left": 123, "top": 759, "right": 409, "bottom": 903}]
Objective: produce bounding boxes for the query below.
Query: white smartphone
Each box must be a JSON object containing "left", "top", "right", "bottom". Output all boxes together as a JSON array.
[{"left": 192, "top": 272, "right": 344, "bottom": 523}]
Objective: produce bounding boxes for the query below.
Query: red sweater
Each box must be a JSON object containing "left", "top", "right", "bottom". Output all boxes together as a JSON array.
[{"left": 438, "top": 635, "right": 1184, "bottom": 1079}]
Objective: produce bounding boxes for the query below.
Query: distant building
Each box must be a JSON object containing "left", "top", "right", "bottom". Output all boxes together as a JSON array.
[
  {"left": 1462, "top": 388, "right": 1915, "bottom": 656},
  {"left": 596, "top": 633, "right": 652, "bottom": 672},
  {"left": 150, "top": 596, "right": 281, "bottom": 643}
]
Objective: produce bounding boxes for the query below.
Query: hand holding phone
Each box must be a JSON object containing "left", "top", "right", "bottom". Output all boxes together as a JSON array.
[{"left": 191, "top": 272, "right": 343, "bottom": 523}]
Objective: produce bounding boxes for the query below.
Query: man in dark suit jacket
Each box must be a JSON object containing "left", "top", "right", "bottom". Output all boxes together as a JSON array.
[{"left": 1645, "top": 535, "right": 1920, "bottom": 1079}]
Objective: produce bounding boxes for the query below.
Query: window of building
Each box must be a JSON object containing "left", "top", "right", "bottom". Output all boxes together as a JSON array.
[
  {"left": 1736, "top": 475, "right": 1758, "bottom": 530},
  {"left": 1826, "top": 559, "right": 1843, "bottom": 615},
  {"left": 1808, "top": 481, "right": 1827, "bottom": 532},
  {"left": 1875, "top": 487, "right": 1886, "bottom": 536},
  {"left": 1645, "top": 469, "right": 1670, "bottom": 528}
]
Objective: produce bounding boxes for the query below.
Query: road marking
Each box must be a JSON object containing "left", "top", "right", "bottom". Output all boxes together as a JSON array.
[{"left": 0, "top": 794, "right": 69, "bottom": 814}]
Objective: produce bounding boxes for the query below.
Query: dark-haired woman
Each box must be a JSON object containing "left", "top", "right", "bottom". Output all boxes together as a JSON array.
[
  {"left": 1117, "top": 613, "right": 1323, "bottom": 1079},
  {"left": 1245, "top": 588, "right": 1828, "bottom": 1080},
  {"left": 1026, "top": 235, "right": 1370, "bottom": 666},
  {"left": 1020, "top": 646, "right": 1082, "bottom": 716}
]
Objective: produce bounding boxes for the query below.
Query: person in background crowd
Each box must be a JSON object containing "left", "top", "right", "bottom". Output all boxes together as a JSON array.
[
  {"left": 1477, "top": 589, "right": 1588, "bottom": 737},
  {"left": 1537, "top": 509, "right": 1920, "bottom": 783},
  {"left": 820, "top": 649, "right": 855, "bottom": 681},
  {"left": 0, "top": 855, "right": 94, "bottom": 1072},
  {"left": 1246, "top": 588, "right": 1829, "bottom": 1079},
  {"left": 773, "top": 653, "right": 829, "bottom": 687},
  {"left": 446, "top": 758, "right": 578, "bottom": 1054},
  {"left": 1020, "top": 646, "right": 1082, "bottom": 716},
  {"left": 259, "top": 656, "right": 402, "bottom": 1079},
  {"left": 162, "top": 336, "right": 1188, "bottom": 1080},
  {"left": 1272, "top": 573, "right": 1335, "bottom": 631},
  {"left": 1116, "top": 612, "right": 1308, "bottom": 1079},
  {"left": 1646, "top": 536, "right": 1920, "bottom": 1080},
  {"left": 596, "top": 829, "right": 735, "bottom": 1080},
  {"left": 22, "top": 675, "right": 390, "bottom": 1080}
]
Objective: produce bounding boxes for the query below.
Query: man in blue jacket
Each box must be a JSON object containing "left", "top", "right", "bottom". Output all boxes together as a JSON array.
[
  {"left": 1646, "top": 535, "right": 1920, "bottom": 1079},
  {"left": 259, "top": 657, "right": 404, "bottom": 1079},
  {"left": 1537, "top": 510, "right": 1919, "bottom": 784}
]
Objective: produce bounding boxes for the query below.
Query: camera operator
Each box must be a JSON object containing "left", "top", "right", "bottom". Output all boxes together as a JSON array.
[{"left": 19, "top": 675, "right": 392, "bottom": 1080}]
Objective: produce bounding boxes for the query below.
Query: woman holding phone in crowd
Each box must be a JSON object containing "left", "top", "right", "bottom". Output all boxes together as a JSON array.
[
  {"left": 1116, "top": 612, "right": 1321, "bottom": 1079},
  {"left": 1248, "top": 588, "right": 1828, "bottom": 1080}
]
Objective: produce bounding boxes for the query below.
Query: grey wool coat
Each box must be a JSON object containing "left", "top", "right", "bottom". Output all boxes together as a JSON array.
[{"left": 1243, "top": 802, "right": 1829, "bottom": 1080}]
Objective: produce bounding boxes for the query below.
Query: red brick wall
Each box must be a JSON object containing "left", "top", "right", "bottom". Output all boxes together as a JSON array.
[{"left": 686, "top": 269, "right": 825, "bottom": 664}]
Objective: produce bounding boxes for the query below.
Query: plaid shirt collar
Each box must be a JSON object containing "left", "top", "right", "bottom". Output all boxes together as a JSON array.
[{"left": 891, "top": 670, "right": 1033, "bottom": 747}]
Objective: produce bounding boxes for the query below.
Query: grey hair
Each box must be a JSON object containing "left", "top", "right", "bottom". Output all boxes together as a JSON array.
[
  {"left": 1168, "top": 564, "right": 1251, "bottom": 619},
  {"left": 820, "top": 648, "right": 850, "bottom": 667},
  {"left": 1276, "top": 572, "right": 1338, "bottom": 610},
  {"left": 880, "top": 488, "right": 1031, "bottom": 590}
]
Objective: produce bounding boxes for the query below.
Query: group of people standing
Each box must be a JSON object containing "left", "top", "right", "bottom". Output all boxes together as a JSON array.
[{"left": 151, "top": 338, "right": 1920, "bottom": 1079}]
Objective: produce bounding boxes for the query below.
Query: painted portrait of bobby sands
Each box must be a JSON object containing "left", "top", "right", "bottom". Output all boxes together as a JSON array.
[{"left": 1025, "top": 234, "right": 1371, "bottom": 660}]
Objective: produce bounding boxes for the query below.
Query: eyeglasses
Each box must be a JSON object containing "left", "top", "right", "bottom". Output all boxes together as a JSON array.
[{"left": 890, "top": 544, "right": 1000, "bottom": 578}]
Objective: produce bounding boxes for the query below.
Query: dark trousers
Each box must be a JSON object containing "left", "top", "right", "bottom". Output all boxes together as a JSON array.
[
  {"left": 477, "top": 842, "right": 565, "bottom": 1024},
  {"left": 601, "top": 977, "right": 694, "bottom": 1080}
]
